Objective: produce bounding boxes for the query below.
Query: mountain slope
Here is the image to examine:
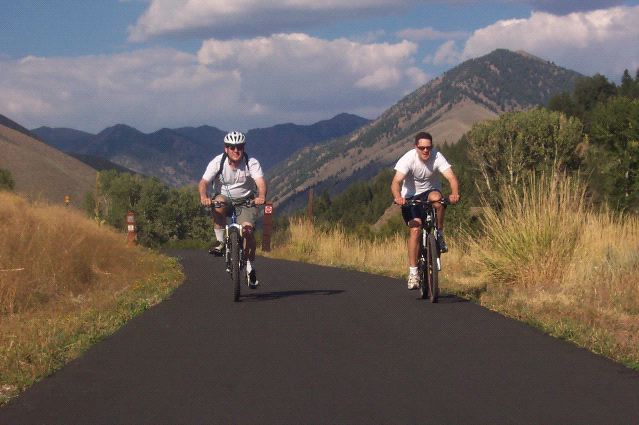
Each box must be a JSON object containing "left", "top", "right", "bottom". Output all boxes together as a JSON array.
[
  {"left": 0, "top": 117, "right": 97, "bottom": 205},
  {"left": 33, "top": 113, "right": 369, "bottom": 187},
  {"left": 268, "top": 49, "right": 583, "bottom": 208}
]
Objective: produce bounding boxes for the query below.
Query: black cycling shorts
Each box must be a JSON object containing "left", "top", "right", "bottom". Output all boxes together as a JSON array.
[{"left": 401, "top": 189, "right": 442, "bottom": 224}]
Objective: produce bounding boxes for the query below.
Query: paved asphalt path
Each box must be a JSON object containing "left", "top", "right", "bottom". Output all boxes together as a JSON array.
[{"left": 2, "top": 249, "right": 639, "bottom": 424}]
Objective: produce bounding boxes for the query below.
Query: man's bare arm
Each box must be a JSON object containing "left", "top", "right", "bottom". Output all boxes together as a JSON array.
[
  {"left": 391, "top": 171, "right": 406, "bottom": 205},
  {"left": 441, "top": 168, "right": 460, "bottom": 204},
  {"left": 254, "top": 177, "right": 267, "bottom": 205},
  {"left": 198, "top": 179, "right": 211, "bottom": 205}
]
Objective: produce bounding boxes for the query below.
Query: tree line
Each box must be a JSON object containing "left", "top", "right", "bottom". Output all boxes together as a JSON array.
[
  {"left": 84, "top": 170, "right": 213, "bottom": 247},
  {"left": 6, "top": 68, "right": 637, "bottom": 246}
]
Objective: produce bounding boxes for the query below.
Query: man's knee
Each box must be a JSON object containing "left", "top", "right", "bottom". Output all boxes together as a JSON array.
[
  {"left": 408, "top": 220, "right": 421, "bottom": 236},
  {"left": 242, "top": 223, "right": 254, "bottom": 238},
  {"left": 428, "top": 191, "right": 443, "bottom": 203},
  {"left": 213, "top": 195, "right": 227, "bottom": 214}
]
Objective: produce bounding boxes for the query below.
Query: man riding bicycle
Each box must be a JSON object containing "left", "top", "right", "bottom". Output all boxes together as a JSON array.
[
  {"left": 391, "top": 131, "right": 460, "bottom": 290},
  {"left": 198, "top": 131, "right": 267, "bottom": 288}
]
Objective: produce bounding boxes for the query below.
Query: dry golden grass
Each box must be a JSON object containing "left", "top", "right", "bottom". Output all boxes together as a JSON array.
[
  {"left": 263, "top": 218, "right": 484, "bottom": 298},
  {"left": 265, "top": 175, "right": 639, "bottom": 369},
  {"left": 0, "top": 191, "right": 184, "bottom": 404}
]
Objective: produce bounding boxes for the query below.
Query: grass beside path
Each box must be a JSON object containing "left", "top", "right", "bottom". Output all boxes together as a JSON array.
[
  {"left": 0, "top": 192, "right": 184, "bottom": 405},
  {"left": 263, "top": 176, "right": 639, "bottom": 370}
]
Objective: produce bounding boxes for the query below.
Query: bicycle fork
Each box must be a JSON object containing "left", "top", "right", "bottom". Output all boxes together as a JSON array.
[{"left": 422, "top": 228, "right": 442, "bottom": 271}]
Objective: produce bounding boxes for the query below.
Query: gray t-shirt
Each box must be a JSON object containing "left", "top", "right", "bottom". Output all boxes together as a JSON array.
[
  {"left": 202, "top": 153, "right": 264, "bottom": 199},
  {"left": 394, "top": 149, "right": 451, "bottom": 197}
]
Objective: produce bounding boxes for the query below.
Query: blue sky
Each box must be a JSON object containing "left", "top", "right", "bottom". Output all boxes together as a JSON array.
[{"left": 1, "top": 0, "right": 638, "bottom": 133}]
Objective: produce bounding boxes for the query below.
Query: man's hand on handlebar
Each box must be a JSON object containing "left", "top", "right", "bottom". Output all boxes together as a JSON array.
[
  {"left": 448, "top": 193, "right": 460, "bottom": 204},
  {"left": 254, "top": 197, "right": 266, "bottom": 206},
  {"left": 200, "top": 197, "right": 212, "bottom": 206},
  {"left": 394, "top": 196, "right": 406, "bottom": 206}
]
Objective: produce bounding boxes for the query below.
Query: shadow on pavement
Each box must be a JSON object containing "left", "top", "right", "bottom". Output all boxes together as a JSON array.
[
  {"left": 241, "top": 289, "right": 345, "bottom": 302},
  {"left": 414, "top": 294, "right": 469, "bottom": 304}
]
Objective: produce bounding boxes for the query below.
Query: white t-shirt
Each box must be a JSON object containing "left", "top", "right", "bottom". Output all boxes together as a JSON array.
[
  {"left": 394, "top": 149, "right": 451, "bottom": 198},
  {"left": 202, "top": 153, "right": 264, "bottom": 199}
]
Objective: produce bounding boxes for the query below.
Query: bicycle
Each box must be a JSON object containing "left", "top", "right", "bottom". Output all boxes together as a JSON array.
[
  {"left": 209, "top": 198, "right": 255, "bottom": 302},
  {"left": 403, "top": 198, "right": 449, "bottom": 303}
]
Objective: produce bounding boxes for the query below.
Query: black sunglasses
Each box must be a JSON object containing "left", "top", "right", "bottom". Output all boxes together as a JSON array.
[
  {"left": 416, "top": 145, "right": 433, "bottom": 151},
  {"left": 225, "top": 144, "right": 245, "bottom": 150}
]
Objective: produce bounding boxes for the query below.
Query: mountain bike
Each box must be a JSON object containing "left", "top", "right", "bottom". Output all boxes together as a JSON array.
[
  {"left": 210, "top": 198, "right": 255, "bottom": 302},
  {"left": 404, "top": 198, "right": 449, "bottom": 303}
]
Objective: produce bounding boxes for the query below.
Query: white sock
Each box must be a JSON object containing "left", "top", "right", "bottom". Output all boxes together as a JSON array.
[
  {"left": 215, "top": 228, "right": 224, "bottom": 242},
  {"left": 409, "top": 266, "right": 418, "bottom": 275},
  {"left": 246, "top": 259, "right": 253, "bottom": 273}
]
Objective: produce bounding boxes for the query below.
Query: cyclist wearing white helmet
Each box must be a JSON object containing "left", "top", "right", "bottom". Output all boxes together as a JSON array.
[{"left": 199, "top": 131, "right": 267, "bottom": 288}]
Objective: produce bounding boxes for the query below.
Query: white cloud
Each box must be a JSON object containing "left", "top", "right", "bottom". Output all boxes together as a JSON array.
[
  {"left": 0, "top": 34, "right": 428, "bottom": 132},
  {"left": 425, "top": 40, "right": 463, "bottom": 65},
  {"left": 198, "top": 33, "right": 427, "bottom": 114},
  {"left": 397, "top": 27, "right": 469, "bottom": 41},
  {"left": 128, "top": 0, "right": 420, "bottom": 41},
  {"left": 527, "top": 0, "right": 625, "bottom": 15},
  {"left": 461, "top": 5, "right": 639, "bottom": 78},
  {"left": 128, "top": 0, "right": 625, "bottom": 42}
]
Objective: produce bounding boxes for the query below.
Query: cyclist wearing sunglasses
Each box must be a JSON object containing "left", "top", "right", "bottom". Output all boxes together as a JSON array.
[
  {"left": 198, "top": 131, "right": 267, "bottom": 287},
  {"left": 391, "top": 131, "right": 460, "bottom": 290}
]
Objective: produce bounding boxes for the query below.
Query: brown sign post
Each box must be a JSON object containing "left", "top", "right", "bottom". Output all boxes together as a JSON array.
[
  {"left": 261, "top": 202, "right": 273, "bottom": 252},
  {"left": 126, "top": 211, "right": 137, "bottom": 246},
  {"left": 307, "top": 187, "right": 314, "bottom": 219}
]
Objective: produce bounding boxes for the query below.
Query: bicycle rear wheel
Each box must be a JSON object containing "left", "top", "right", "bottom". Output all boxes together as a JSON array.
[
  {"left": 228, "top": 227, "right": 241, "bottom": 302},
  {"left": 426, "top": 232, "right": 439, "bottom": 303}
]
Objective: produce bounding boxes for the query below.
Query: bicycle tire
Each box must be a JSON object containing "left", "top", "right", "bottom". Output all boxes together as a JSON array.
[
  {"left": 417, "top": 253, "right": 428, "bottom": 300},
  {"left": 426, "top": 232, "right": 439, "bottom": 303},
  {"left": 229, "top": 227, "right": 241, "bottom": 302}
]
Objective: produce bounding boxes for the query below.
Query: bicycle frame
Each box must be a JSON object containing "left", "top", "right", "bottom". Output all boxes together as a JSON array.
[
  {"left": 224, "top": 206, "right": 244, "bottom": 274},
  {"left": 404, "top": 198, "right": 447, "bottom": 302},
  {"left": 419, "top": 202, "right": 441, "bottom": 272},
  {"left": 210, "top": 198, "right": 253, "bottom": 302}
]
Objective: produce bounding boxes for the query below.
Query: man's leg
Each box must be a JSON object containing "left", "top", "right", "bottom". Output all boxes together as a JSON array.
[
  {"left": 407, "top": 220, "right": 421, "bottom": 267},
  {"left": 407, "top": 219, "right": 421, "bottom": 289},
  {"left": 428, "top": 190, "right": 448, "bottom": 252},
  {"left": 209, "top": 195, "right": 227, "bottom": 255},
  {"left": 242, "top": 223, "right": 256, "bottom": 262},
  {"left": 242, "top": 223, "right": 259, "bottom": 288}
]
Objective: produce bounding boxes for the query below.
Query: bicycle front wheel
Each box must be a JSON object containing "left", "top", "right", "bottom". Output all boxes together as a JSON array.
[
  {"left": 426, "top": 232, "right": 439, "bottom": 303},
  {"left": 418, "top": 255, "right": 427, "bottom": 299},
  {"left": 228, "top": 227, "right": 241, "bottom": 302}
]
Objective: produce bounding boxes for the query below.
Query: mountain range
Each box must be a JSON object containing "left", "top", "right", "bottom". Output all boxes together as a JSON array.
[
  {"left": 32, "top": 113, "right": 370, "bottom": 187},
  {"left": 267, "top": 49, "right": 583, "bottom": 209},
  {"left": 9, "top": 48, "right": 583, "bottom": 211}
]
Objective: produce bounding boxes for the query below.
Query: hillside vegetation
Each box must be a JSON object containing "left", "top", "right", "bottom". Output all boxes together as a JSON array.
[
  {"left": 266, "top": 174, "right": 639, "bottom": 369},
  {"left": 268, "top": 49, "right": 582, "bottom": 209},
  {"left": 0, "top": 121, "right": 97, "bottom": 205},
  {"left": 0, "top": 191, "right": 184, "bottom": 405}
]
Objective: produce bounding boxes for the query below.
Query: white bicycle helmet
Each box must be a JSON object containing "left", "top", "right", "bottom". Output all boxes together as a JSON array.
[{"left": 224, "top": 131, "right": 246, "bottom": 145}]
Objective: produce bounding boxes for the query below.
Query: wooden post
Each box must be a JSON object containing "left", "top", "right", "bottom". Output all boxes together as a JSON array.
[
  {"left": 307, "top": 187, "right": 314, "bottom": 219},
  {"left": 64, "top": 195, "right": 70, "bottom": 207},
  {"left": 262, "top": 202, "right": 273, "bottom": 252},
  {"left": 126, "top": 211, "right": 137, "bottom": 246}
]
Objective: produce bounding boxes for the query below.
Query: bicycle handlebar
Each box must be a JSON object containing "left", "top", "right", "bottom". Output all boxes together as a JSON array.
[
  {"left": 208, "top": 198, "right": 256, "bottom": 209},
  {"left": 398, "top": 197, "right": 451, "bottom": 207}
]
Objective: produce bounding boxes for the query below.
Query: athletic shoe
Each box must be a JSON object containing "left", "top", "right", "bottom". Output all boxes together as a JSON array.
[
  {"left": 247, "top": 270, "right": 260, "bottom": 289},
  {"left": 407, "top": 273, "right": 419, "bottom": 290},
  {"left": 208, "top": 240, "right": 225, "bottom": 256}
]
